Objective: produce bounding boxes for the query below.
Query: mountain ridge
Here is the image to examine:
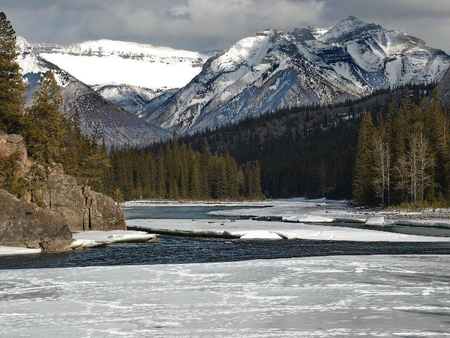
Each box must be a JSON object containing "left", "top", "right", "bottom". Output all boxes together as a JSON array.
[
  {"left": 142, "top": 16, "right": 450, "bottom": 134},
  {"left": 16, "top": 50, "right": 172, "bottom": 147}
]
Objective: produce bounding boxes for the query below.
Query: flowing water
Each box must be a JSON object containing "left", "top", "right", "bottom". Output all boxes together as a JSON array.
[{"left": 1, "top": 205, "right": 450, "bottom": 269}]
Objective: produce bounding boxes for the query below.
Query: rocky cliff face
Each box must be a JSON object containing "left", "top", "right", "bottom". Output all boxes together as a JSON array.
[
  {"left": 44, "top": 171, "right": 126, "bottom": 231},
  {"left": 438, "top": 66, "right": 450, "bottom": 107},
  {"left": 0, "top": 188, "right": 73, "bottom": 252},
  {"left": 0, "top": 133, "right": 126, "bottom": 252}
]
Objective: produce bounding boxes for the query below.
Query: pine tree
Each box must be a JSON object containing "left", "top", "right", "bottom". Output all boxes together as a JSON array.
[
  {"left": 0, "top": 12, "right": 25, "bottom": 133},
  {"left": 188, "top": 150, "right": 202, "bottom": 199},
  {"left": 22, "top": 70, "right": 68, "bottom": 166},
  {"left": 353, "top": 113, "right": 377, "bottom": 206},
  {"left": 156, "top": 147, "right": 166, "bottom": 198}
]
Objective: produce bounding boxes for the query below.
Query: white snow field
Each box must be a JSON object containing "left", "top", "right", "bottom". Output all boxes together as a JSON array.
[
  {"left": 1, "top": 255, "right": 449, "bottom": 337},
  {"left": 127, "top": 218, "right": 450, "bottom": 242}
]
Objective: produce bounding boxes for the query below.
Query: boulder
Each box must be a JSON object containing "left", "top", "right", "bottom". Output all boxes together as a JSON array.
[
  {"left": 47, "top": 172, "right": 85, "bottom": 230},
  {"left": 46, "top": 172, "right": 126, "bottom": 231},
  {"left": 0, "top": 131, "right": 126, "bottom": 240},
  {"left": 0, "top": 189, "right": 73, "bottom": 252},
  {"left": 84, "top": 189, "right": 126, "bottom": 231}
]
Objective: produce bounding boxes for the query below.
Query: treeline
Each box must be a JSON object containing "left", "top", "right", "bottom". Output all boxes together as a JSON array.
[
  {"left": 107, "top": 138, "right": 264, "bottom": 201},
  {"left": 0, "top": 12, "right": 109, "bottom": 201},
  {"left": 179, "top": 86, "right": 437, "bottom": 201},
  {"left": 353, "top": 89, "right": 450, "bottom": 207}
]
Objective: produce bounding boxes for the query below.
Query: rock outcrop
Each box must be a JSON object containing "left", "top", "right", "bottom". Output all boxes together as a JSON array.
[
  {"left": 438, "top": 66, "right": 450, "bottom": 107},
  {"left": 0, "top": 132, "right": 127, "bottom": 252},
  {"left": 45, "top": 172, "right": 126, "bottom": 231},
  {"left": 0, "top": 189, "right": 73, "bottom": 252},
  {"left": 0, "top": 133, "right": 31, "bottom": 175}
]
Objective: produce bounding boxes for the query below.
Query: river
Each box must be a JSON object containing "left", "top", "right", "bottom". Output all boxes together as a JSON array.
[{"left": 1, "top": 204, "right": 450, "bottom": 269}]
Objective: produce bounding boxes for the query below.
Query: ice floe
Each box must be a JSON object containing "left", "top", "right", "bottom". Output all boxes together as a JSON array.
[
  {"left": 1, "top": 255, "right": 449, "bottom": 337},
  {"left": 70, "top": 230, "right": 156, "bottom": 249},
  {"left": 127, "top": 218, "right": 450, "bottom": 242}
]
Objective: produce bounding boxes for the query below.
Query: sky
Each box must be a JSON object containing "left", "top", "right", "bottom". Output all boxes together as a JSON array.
[{"left": 2, "top": 0, "right": 450, "bottom": 53}]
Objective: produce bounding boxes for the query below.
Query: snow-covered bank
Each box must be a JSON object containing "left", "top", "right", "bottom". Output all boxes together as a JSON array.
[
  {"left": 71, "top": 230, "right": 156, "bottom": 249},
  {"left": 1, "top": 255, "right": 449, "bottom": 337},
  {"left": 123, "top": 198, "right": 450, "bottom": 241},
  {"left": 127, "top": 218, "right": 450, "bottom": 242},
  {"left": 0, "top": 246, "right": 41, "bottom": 256},
  {"left": 0, "top": 231, "right": 157, "bottom": 256}
]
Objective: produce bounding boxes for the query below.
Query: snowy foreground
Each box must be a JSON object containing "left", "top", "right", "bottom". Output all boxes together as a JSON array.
[{"left": 1, "top": 255, "right": 449, "bottom": 337}]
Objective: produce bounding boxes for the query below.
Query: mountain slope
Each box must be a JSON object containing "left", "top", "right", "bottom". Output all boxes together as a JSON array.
[
  {"left": 438, "top": 66, "right": 450, "bottom": 107},
  {"left": 143, "top": 16, "right": 450, "bottom": 134},
  {"left": 17, "top": 50, "right": 171, "bottom": 147},
  {"left": 17, "top": 37, "right": 211, "bottom": 116}
]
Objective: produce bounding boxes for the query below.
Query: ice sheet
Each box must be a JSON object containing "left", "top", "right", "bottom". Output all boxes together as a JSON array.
[
  {"left": 1, "top": 255, "right": 449, "bottom": 337},
  {"left": 127, "top": 218, "right": 450, "bottom": 242},
  {"left": 71, "top": 230, "right": 156, "bottom": 249}
]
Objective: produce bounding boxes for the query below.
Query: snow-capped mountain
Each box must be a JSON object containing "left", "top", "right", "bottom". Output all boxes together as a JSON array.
[
  {"left": 16, "top": 47, "right": 172, "bottom": 147},
  {"left": 143, "top": 16, "right": 450, "bottom": 134},
  {"left": 17, "top": 37, "right": 212, "bottom": 116}
]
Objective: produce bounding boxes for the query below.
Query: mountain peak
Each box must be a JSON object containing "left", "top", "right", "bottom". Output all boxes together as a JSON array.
[{"left": 321, "top": 16, "right": 374, "bottom": 41}]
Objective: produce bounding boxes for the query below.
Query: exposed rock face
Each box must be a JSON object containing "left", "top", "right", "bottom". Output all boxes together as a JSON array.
[
  {"left": 438, "top": 66, "right": 450, "bottom": 107},
  {"left": 0, "top": 132, "right": 127, "bottom": 252},
  {"left": 46, "top": 172, "right": 85, "bottom": 230},
  {"left": 83, "top": 188, "right": 127, "bottom": 231},
  {"left": 0, "top": 133, "right": 31, "bottom": 176},
  {"left": 45, "top": 172, "right": 126, "bottom": 232},
  {"left": 0, "top": 189, "right": 73, "bottom": 252}
]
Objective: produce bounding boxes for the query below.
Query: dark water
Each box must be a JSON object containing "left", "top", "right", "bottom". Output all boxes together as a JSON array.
[{"left": 1, "top": 205, "right": 450, "bottom": 270}]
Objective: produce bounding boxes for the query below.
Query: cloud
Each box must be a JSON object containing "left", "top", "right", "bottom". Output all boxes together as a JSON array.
[
  {"left": 164, "top": 9, "right": 192, "bottom": 21},
  {"left": 2, "top": 0, "right": 450, "bottom": 53}
]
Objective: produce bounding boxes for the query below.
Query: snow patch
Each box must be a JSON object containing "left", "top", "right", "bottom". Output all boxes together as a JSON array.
[
  {"left": 0, "top": 246, "right": 41, "bottom": 256},
  {"left": 70, "top": 230, "right": 156, "bottom": 249}
]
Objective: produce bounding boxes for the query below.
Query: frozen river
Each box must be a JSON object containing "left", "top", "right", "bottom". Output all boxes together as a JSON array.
[
  {"left": 1, "top": 255, "right": 450, "bottom": 337},
  {"left": 2, "top": 201, "right": 450, "bottom": 337}
]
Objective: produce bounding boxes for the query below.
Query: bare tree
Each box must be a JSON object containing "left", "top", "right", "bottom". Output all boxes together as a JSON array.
[
  {"left": 405, "top": 130, "right": 435, "bottom": 204},
  {"left": 373, "top": 135, "right": 391, "bottom": 207}
]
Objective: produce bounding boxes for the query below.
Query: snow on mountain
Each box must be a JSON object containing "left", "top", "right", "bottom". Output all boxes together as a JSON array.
[
  {"left": 142, "top": 16, "right": 450, "bottom": 134},
  {"left": 91, "top": 84, "right": 164, "bottom": 116},
  {"left": 16, "top": 46, "right": 172, "bottom": 148},
  {"left": 17, "top": 37, "right": 212, "bottom": 116},
  {"left": 20, "top": 38, "right": 209, "bottom": 90}
]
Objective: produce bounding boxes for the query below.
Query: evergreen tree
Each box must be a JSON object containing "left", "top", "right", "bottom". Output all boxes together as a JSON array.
[
  {"left": 156, "top": 147, "right": 166, "bottom": 198},
  {"left": 188, "top": 150, "right": 202, "bottom": 199},
  {"left": 353, "top": 113, "right": 377, "bottom": 206},
  {"left": 0, "top": 12, "right": 25, "bottom": 134},
  {"left": 22, "top": 70, "right": 68, "bottom": 166}
]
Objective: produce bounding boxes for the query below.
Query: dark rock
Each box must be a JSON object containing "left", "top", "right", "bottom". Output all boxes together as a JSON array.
[
  {"left": 45, "top": 173, "right": 126, "bottom": 231},
  {"left": 438, "top": 66, "right": 450, "bottom": 107},
  {"left": 0, "top": 189, "right": 73, "bottom": 252},
  {"left": 46, "top": 173, "right": 86, "bottom": 231},
  {"left": 85, "top": 190, "right": 126, "bottom": 231}
]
